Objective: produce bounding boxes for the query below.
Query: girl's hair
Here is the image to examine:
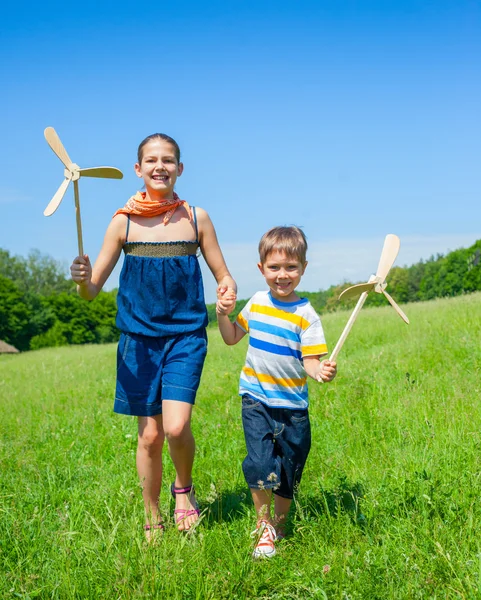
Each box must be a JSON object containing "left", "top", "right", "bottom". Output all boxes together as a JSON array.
[
  {"left": 258, "top": 226, "right": 308, "bottom": 264},
  {"left": 137, "top": 133, "right": 181, "bottom": 164}
]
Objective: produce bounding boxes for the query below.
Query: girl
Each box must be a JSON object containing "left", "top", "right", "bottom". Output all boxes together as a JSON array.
[{"left": 70, "top": 133, "right": 236, "bottom": 537}]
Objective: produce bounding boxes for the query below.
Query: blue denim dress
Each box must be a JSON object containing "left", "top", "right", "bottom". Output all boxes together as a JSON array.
[
  {"left": 116, "top": 207, "right": 208, "bottom": 337},
  {"left": 113, "top": 207, "right": 209, "bottom": 416}
]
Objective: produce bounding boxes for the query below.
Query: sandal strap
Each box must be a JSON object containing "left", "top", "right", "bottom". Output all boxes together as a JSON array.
[
  {"left": 174, "top": 508, "right": 200, "bottom": 517},
  {"left": 171, "top": 482, "right": 194, "bottom": 497},
  {"left": 174, "top": 508, "right": 200, "bottom": 523},
  {"left": 144, "top": 523, "right": 165, "bottom": 531}
]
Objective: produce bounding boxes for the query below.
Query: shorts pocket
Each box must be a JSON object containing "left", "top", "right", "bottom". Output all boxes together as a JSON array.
[
  {"left": 290, "top": 411, "right": 308, "bottom": 423},
  {"left": 242, "top": 394, "right": 262, "bottom": 409}
]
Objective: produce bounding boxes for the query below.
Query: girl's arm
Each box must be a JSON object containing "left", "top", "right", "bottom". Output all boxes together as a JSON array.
[
  {"left": 70, "top": 215, "right": 127, "bottom": 301},
  {"left": 196, "top": 207, "right": 237, "bottom": 293},
  {"left": 303, "top": 357, "right": 337, "bottom": 383}
]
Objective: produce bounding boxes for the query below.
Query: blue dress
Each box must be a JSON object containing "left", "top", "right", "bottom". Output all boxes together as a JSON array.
[
  {"left": 113, "top": 207, "right": 209, "bottom": 416},
  {"left": 116, "top": 207, "right": 208, "bottom": 337}
]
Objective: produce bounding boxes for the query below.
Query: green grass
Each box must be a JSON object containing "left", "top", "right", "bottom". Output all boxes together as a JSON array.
[{"left": 1, "top": 293, "right": 481, "bottom": 599}]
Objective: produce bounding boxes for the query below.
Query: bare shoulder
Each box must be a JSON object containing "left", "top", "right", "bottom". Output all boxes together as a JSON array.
[
  {"left": 194, "top": 206, "right": 215, "bottom": 235},
  {"left": 194, "top": 206, "right": 210, "bottom": 222},
  {"left": 108, "top": 213, "right": 129, "bottom": 243}
]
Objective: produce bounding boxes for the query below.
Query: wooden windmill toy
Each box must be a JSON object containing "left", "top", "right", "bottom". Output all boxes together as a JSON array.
[
  {"left": 43, "top": 127, "right": 123, "bottom": 255},
  {"left": 330, "top": 234, "right": 409, "bottom": 362}
]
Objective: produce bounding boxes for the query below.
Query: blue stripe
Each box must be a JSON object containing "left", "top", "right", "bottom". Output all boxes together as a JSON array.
[
  {"left": 249, "top": 336, "right": 302, "bottom": 359},
  {"left": 268, "top": 291, "right": 308, "bottom": 308},
  {"left": 240, "top": 377, "right": 308, "bottom": 402},
  {"left": 249, "top": 320, "right": 300, "bottom": 343}
]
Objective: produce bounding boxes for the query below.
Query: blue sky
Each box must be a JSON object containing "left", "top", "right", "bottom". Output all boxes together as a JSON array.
[{"left": 1, "top": 0, "right": 480, "bottom": 302}]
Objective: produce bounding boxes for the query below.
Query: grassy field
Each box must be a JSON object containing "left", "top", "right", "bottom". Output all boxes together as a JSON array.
[{"left": 1, "top": 293, "right": 481, "bottom": 599}]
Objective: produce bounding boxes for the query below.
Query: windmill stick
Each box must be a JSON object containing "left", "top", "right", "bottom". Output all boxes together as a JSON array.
[
  {"left": 329, "top": 292, "right": 369, "bottom": 362},
  {"left": 73, "top": 180, "right": 84, "bottom": 256}
]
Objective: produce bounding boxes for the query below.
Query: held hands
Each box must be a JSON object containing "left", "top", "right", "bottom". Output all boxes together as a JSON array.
[
  {"left": 316, "top": 360, "right": 337, "bottom": 383},
  {"left": 70, "top": 254, "right": 92, "bottom": 286},
  {"left": 216, "top": 285, "right": 237, "bottom": 316}
]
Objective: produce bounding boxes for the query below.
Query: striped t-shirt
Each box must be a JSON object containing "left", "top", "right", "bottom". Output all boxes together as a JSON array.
[{"left": 235, "top": 291, "right": 328, "bottom": 409}]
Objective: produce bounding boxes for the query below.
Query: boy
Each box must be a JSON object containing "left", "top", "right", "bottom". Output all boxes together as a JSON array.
[{"left": 216, "top": 226, "right": 337, "bottom": 558}]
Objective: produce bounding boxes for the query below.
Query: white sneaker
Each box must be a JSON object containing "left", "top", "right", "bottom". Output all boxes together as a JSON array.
[{"left": 251, "top": 520, "right": 277, "bottom": 559}]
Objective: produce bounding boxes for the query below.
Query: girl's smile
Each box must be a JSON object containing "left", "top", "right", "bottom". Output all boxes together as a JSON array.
[{"left": 134, "top": 139, "right": 183, "bottom": 198}]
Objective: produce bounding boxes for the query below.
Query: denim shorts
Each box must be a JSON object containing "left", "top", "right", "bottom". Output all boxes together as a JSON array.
[
  {"left": 241, "top": 394, "right": 311, "bottom": 499},
  {"left": 114, "top": 329, "right": 208, "bottom": 417}
]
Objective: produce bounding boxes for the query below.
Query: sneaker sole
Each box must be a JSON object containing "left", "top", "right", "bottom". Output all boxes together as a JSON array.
[{"left": 252, "top": 548, "right": 276, "bottom": 559}]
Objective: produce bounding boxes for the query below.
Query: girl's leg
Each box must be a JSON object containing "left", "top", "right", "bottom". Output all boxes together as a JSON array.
[
  {"left": 273, "top": 495, "right": 292, "bottom": 537},
  {"left": 137, "top": 415, "right": 165, "bottom": 530},
  {"left": 162, "top": 399, "right": 198, "bottom": 531}
]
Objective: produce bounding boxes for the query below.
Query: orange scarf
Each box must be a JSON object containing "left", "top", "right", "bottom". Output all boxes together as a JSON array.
[{"left": 113, "top": 191, "right": 191, "bottom": 223}]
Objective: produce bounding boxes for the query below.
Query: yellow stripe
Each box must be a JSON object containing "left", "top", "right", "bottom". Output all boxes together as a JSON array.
[
  {"left": 302, "top": 344, "right": 328, "bottom": 357},
  {"left": 242, "top": 366, "right": 306, "bottom": 388},
  {"left": 251, "top": 304, "right": 310, "bottom": 330},
  {"left": 236, "top": 313, "right": 248, "bottom": 331}
]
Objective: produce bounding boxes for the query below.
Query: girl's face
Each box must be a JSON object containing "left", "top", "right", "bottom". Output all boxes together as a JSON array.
[{"left": 134, "top": 139, "right": 183, "bottom": 197}]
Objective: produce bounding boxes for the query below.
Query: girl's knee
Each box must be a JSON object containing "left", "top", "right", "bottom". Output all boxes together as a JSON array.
[
  {"left": 164, "top": 420, "right": 192, "bottom": 443},
  {"left": 138, "top": 426, "right": 164, "bottom": 451}
]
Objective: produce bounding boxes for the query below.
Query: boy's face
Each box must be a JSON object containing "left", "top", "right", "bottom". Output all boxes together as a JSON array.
[{"left": 258, "top": 250, "right": 307, "bottom": 302}]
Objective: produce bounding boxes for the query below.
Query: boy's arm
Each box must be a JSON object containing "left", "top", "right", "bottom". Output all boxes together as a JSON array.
[
  {"left": 217, "top": 313, "right": 246, "bottom": 345},
  {"left": 304, "top": 357, "right": 337, "bottom": 383},
  {"left": 216, "top": 293, "right": 246, "bottom": 345}
]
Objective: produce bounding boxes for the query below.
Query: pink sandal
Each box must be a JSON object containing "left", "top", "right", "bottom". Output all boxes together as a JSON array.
[
  {"left": 171, "top": 483, "right": 200, "bottom": 530},
  {"left": 144, "top": 523, "right": 165, "bottom": 532},
  {"left": 143, "top": 522, "right": 165, "bottom": 541}
]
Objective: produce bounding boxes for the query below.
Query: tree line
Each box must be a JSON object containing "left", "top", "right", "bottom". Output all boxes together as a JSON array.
[
  {"left": 207, "top": 239, "right": 481, "bottom": 321},
  {"left": 0, "top": 250, "right": 118, "bottom": 351},
  {"left": 1, "top": 239, "right": 480, "bottom": 351}
]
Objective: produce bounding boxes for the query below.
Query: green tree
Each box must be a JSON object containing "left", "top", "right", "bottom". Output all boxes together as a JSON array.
[
  {"left": 0, "top": 275, "right": 30, "bottom": 350},
  {"left": 0, "top": 248, "right": 73, "bottom": 295}
]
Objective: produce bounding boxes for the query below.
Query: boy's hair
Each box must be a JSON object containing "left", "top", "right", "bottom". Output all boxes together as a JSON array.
[
  {"left": 258, "top": 226, "right": 308, "bottom": 264},
  {"left": 137, "top": 133, "right": 181, "bottom": 164}
]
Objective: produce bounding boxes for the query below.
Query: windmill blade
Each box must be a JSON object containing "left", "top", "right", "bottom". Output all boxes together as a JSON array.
[
  {"left": 339, "top": 282, "right": 375, "bottom": 301},
  {"left": 44, "top": 127, "right": 73, "bottom": 169},
  {"left": 382, "top": 290, "right": 410, "bottom": 324},
  {"left": 375, "top": 234, "right": 400, "bottom": 281},
  {"left": 43, "top": 178, "right": 71, "bottom": 216},
  {"left": 79, "top": 167, "right": 123, "bottom": 179}
]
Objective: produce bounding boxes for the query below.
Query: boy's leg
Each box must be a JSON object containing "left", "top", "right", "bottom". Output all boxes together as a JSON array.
[
  {"left": 251, "top": 487, "right": 277, "bottom": 558},
  {"left": 241, "top": 397, "right": 280, "bottom": 557},
  {"left": 241, "top": 396, "right": 280, "bottom": 517},
  {"left": 273, "top": 495, "right": 292, "bottom": 538},
  {"left": 137, "top": 415, "right": 165, "bottom": 531},
  {"left": 251, "top": 488, "right": 273, "bottom": 525},
  {"left": 162, "top": 399, "right": 198, "bottom": 531},
  {"left": 273, "top": 409, "right": 311, "bottom": 537}
]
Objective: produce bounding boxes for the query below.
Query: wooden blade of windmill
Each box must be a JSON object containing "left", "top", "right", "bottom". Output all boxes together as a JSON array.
[
  {"left": 79, "top": 167, "right": 124, "bottom": 179},
  {"left": 375, "top": 234, "right": 400, "bottom": 282},
  {"left": 339, "top": 282, "right": 375, "bottom": 301},
  {"left": 44, "top": 127, "right": 73, "bottom": 169},
  {"left": 382, "top": 290, "right": 410, "bottom": 324},
  {"left": 43, "top": 178, "right": 71, "bottom": 216}
]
